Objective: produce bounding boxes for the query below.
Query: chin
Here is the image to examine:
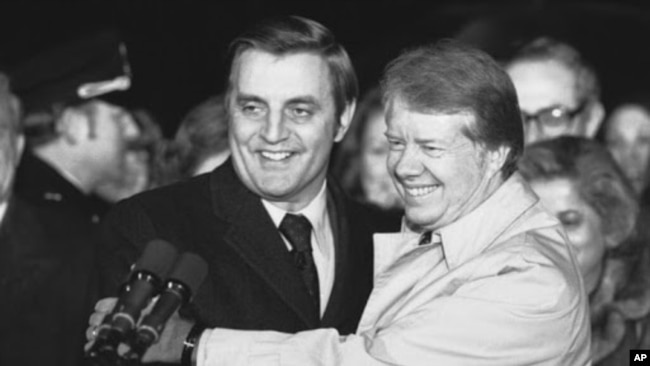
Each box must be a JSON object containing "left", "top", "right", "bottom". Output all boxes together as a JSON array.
[{"left": 404, "top": 210, "right": 438, "bottom": 231}]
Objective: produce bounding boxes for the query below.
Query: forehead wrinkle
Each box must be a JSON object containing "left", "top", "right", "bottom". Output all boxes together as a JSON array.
[
  {"left": 286, "top": 96, "right": 321, "bottom": 106},
  {"left": 235, "top": 93, "right": 266, "bottom": 104}
]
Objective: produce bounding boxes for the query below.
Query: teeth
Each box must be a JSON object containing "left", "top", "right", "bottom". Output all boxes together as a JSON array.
[
  {"left": 261, "top": 151, "right": 291, "bottom": 161},
  {"left": 405, "top": 185, "right": 437, "bottom": 197}
]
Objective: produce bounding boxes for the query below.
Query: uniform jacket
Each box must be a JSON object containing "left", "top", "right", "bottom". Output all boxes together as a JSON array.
[
  {"left": 4, "top": 150, "right": 110, "bottom": 366},
  {"left": 14, "top": 149, "right": 110, "bottom": 220},
  {"left": 0, "top": 196, "right": 98, "bottom": 366}
]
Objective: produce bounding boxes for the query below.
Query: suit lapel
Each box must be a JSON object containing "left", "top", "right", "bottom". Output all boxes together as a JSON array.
[
  {"left": 207, "top": 161, "right": 320, "bottom": 327},
  {"left": 321, "top": 181, "right": 353, "bottom": 325}
]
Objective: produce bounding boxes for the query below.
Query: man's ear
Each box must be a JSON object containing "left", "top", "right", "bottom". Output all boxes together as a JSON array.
[
  {"left": 487, "top": 145, "right": 510, "bottom": 177},
  {"left": 584, "top": 100, "right": 605, "bottom": 138},
  {"left": 334, "top": 100, "right": 356, "bottom": 143},
  {"left": 56, "top": 107, "right": 90, "bottom": 145}
]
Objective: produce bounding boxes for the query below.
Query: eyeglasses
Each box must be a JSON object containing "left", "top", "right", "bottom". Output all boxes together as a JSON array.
[{"left": 521, "top": 102, "right": 587, "bottom": 128}]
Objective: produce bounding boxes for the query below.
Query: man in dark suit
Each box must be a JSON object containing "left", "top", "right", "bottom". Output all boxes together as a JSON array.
[{"left": 93, "top": 15, "right": 398, "bottom": 361}]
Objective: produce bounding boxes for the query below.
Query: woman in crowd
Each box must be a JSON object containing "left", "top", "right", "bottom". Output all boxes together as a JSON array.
[
  {"left": 331, "top": 87, "right": 402, "bottom": 212},
  {"left": 160, "top": 94, "right": 230, "bottom": 184},
  {"left": 602, "top": 96, "right": 650, "bottom": 323},
  {"left": 603, "top": 95, "right": 650, "bottom": 197},
  {"left": 519, "top": 136, "right": 646, "bottom": 364}
]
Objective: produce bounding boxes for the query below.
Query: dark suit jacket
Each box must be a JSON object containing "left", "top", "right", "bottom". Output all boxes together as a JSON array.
[
  {"left": 4, "top": 150, "right": 111, "bottom": 366},
  {"left": 99, "top": 159, "right": 399, "bottom": 335},
  {"left": 0, "top": 196, "right": 98, "bottom": 366}
]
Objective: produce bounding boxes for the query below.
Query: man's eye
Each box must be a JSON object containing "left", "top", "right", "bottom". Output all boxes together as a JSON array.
[
  {"left": 288, "top": 107, "right": 312, "bottom": 119},
  {"left": 422, "top": 145, "right": 443, "bottom": 157},
  {"left": 241, "top": 104, "right": 265, "bottom": 116},
  {"left": 387, "top": 140, "right": 405, "bottom": 150}
]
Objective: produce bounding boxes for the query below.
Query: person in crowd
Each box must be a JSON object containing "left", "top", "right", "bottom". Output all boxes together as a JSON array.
[
  {"left": 505, "top": 37, "right": 605, "bottom": 145},
  {"left": 603, "top": 96, "right": 650, "bottom": 196},
  {"left": 0, "top": 75, "right": 29, "bottom": 366},
  {"left": 0, "top": 74, "right": 21, "bottom": 209},
  {"left": 163, "top": 94, "right": 231, "bottom": 183},
  {"left": 601, "top": 96, "right": 650, "bottom": 341},
  {"left": 0, "top": 71, "right": 90, "bottom": 366},
  {"left": 92, "top": 15, "right": 399, "bottom": 362},
  {"left": 519, "top": 136, "right": 643, "bottom": 364},
  {"left": 95, "top": 108, "right": 167, "bottom": 202},
  {"left": 7, "top": 30, "right": 138, "bottom": 366},
  {"left": 89, "top": 40, "right": 590, "bottom": 365},
  {"left": 332, "top": 86, "right": 402, "bottom": 212},
  {"left": 12, "top": 29, "right": 139, "bottom": 220}
]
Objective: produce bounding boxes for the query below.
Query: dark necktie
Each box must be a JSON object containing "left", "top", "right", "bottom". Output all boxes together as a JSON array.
[
  {"left": 279, "top": 213, "right": 320, "bottom": 314},
  {"left": 419, "top": 231, "right": 433, "bottom": 246}
]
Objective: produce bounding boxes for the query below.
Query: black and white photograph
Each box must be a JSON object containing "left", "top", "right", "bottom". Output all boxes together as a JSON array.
[{"left": 1, "top": 1, "right": 650, "bottom": 365}]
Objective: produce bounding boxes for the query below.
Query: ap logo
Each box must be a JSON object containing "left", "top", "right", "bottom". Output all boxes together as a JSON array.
[{"left": 631, "top": 350, "right": 650, "bottom": 363}]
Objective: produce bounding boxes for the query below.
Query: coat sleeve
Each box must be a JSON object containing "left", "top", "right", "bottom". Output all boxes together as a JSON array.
[{"left": 197, "top": 328, "right": 393, "bottom": 366}]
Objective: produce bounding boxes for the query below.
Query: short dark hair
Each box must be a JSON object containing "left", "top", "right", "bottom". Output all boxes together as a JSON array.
[
  {"left": 225, "top": 15, "right": 358, "bottom": 119},
  {"left": 506, "top": 37, "right": 600, "bottom": 103},
  {"left": 518, "top": 136, "right": 638, "bottom": 246},
  {"left": 381, "top": 40, "right": 523, "bottom": 178}
]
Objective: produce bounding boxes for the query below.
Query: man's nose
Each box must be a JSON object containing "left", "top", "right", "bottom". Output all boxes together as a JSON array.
[
  {"left": 523, "top": 124, "right": 542, "bottom": 145},
  {"left": 260, "top": 112, "right": 288, "bottom": 143},
  {"left": 394, "top": 146, "right": 423, "bottom": 178}
]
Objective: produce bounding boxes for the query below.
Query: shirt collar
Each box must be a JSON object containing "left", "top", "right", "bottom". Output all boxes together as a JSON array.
[
  {"left": 437, "top": 173, "right": 539, "bottom": 270},
  {"left": 400, "top": 219, "right": 441, "bottom": 246},
  {"left": 262, "top": 181, "right": 328, "bottom": 234},
  {"left": 33, "top": 150, "right": 90, "bottom": 194}
]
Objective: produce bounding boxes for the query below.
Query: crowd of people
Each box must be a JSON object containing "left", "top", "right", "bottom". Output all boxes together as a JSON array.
[{"left": 1, "top": 12, "right": 649, "bottom": 366}]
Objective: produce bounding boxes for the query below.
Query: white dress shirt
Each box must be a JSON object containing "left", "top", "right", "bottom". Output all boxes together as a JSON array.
[
  {"left": 196, "top": 174, "right": 591, "bottom": 365},
  {"left": 261, "top": 181, "right": 335, "bottom": 317}
]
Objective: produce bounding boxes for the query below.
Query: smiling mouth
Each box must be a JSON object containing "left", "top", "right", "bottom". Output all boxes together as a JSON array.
[
  {"left": 404, "top": 185, "right": 439, "bottom": 197},
  {"left": 260, "top": 151, "right": 293, "bottom": 161}
]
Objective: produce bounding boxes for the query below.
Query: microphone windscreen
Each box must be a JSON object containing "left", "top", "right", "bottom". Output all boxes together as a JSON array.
[
  {"left": 134, "top": 239, "right": 178, "bottom": 278},
  {"left": 168, "top": 253, "right": 208, "bottom": 297}
]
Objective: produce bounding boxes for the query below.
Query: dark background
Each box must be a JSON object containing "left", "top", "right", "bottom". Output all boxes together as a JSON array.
[{"left": 1, "top": 0, "right": 649, "bottom": 136}]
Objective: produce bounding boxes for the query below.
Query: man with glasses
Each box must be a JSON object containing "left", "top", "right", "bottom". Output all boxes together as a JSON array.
[{"left": 505, "top": 37, "right": 604, "bottom": 145}]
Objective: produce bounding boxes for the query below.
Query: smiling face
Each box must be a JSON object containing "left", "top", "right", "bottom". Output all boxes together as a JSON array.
[
  {"left": 529, "top": 177, "right": 606, "bottom": 294},
  {"left": 227, "top": 50, "right": 350, "bottom": 211},
  {"left": 385, "top": 99, "right": 504, "bottom": 232},
  {"left": 605, "top": 105, "right": 650, "bottom": 194}
]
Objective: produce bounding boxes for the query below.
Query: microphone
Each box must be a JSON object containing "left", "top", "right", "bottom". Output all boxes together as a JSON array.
[
  {"left": 123, "top": 252, "right": 208, "bottom": 362},
  {"left": 86, "top": 239, "right": 178, "bottom": 364}
]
